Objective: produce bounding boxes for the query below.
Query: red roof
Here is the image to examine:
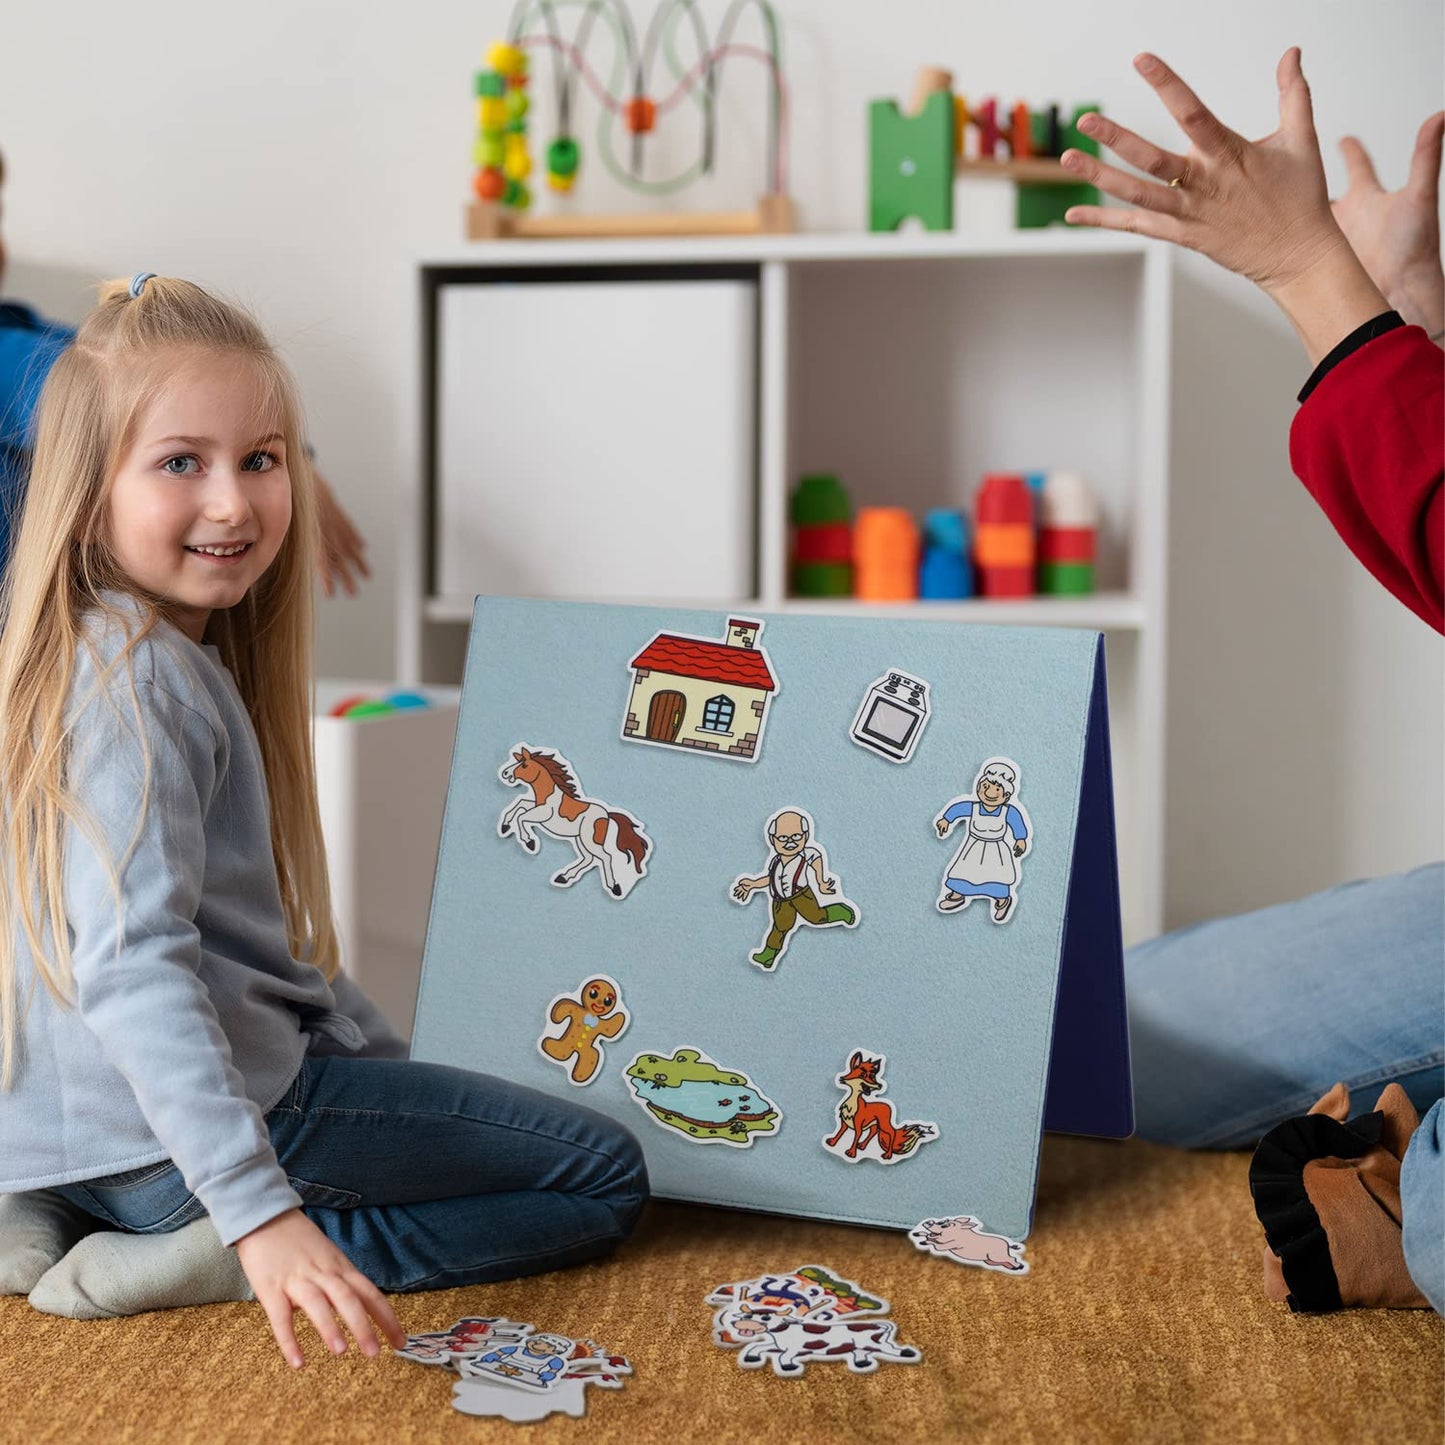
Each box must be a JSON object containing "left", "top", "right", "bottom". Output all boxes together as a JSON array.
[{"left": 630, "top": 632, "right": 777, "bottom": 691}]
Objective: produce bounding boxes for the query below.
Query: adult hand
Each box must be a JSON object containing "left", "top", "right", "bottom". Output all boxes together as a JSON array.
[
  {"left": 1332, "top": 113, "right": 1445, "bottom": 339},
  {"left": 1063, "top": 50, "right": 1389, "bottom": 364},
  {"left": 313, "top": 470, "right": 371, "bottom": 598},
  {"left": 235, "top": 1207, "right": 405, "bottom": 1369}
]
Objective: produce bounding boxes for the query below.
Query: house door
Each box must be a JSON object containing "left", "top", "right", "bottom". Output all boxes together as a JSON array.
[{"left": 647, "top": 690, "right": 686, "bottom": 742}]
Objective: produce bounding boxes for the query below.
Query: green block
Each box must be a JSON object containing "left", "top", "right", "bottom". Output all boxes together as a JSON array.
[
  {"left": 475, "top": 70, "right": 505, "bottom": 98},
  {"left": 790, "top": 473, "right": 851, "bottom": 527},
  {"left": 1018, "top": 105, "right": 1100, "bottom": 229},
  {"left": 791, "top": 562, "right": 853, "bottom": 597},
  {"left": 868, "top": 90, "right": 954, "bottom": 233},
  {"left": 1037, "top": 561, "right": 1095, "bottom": 595},
  {"left": 1017, "top": 180, "right": 1098, "bottom": 228},
  {"left": 343, "top": 699, "right": 399, "bottom": 719}
]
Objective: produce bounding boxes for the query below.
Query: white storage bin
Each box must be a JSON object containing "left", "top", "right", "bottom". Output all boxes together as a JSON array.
[{"left": 313, "top": 681, "right": 459, "bottom": 1040}]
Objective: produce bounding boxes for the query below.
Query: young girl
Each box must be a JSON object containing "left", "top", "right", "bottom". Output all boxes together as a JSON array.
[{"left": 0, "top": 275, "right": 649, "bottom": 1365}]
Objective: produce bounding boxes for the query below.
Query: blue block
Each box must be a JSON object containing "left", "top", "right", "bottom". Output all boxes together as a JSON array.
[
  {"left": 920, "top": 547, "right": 973, "bottom": 599},
  {"left": 924, "top": 507, "right": 969, "bottom": 553}
]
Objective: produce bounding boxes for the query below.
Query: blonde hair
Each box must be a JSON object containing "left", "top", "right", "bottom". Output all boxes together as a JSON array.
[{"left": 0, "top": 275, "right": 338, "bottom": 1088}]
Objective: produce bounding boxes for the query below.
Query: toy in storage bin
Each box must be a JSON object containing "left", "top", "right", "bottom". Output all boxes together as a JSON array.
[{"left": 313, "top": 681, "right": 460, "bottom": 1039}]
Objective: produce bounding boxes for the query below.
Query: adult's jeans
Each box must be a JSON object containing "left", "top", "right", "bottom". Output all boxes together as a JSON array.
[
  {"left": 51, "top": 1055, "right": 649, "bottom": 1292},
  {"left": 1126, "top": 862, "right": 1443, "bottom": 1311}
]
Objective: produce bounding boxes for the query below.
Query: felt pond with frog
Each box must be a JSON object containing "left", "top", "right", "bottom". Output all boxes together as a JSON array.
[{"left": 625, "top": 1048, "right": 781, "bottom": 1147}]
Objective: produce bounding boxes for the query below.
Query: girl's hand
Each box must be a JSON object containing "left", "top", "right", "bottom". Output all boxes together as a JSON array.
[
  {"left": 1064, "top": 50, "right": 1389, "bottom": 364},
  {"left": 235, "top": 1208, "right": 405, "bottom": 1368},
  {"left": 313, "top": 471, "right": 372, "bottom": 598},
  {"left": 1332, "top": 114, "right": 1445, "bottom": 338}
]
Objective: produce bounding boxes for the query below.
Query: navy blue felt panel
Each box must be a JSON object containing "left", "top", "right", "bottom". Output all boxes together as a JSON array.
[{"left": 1040, "top": 636, "right": 1134, "bottom": 1141}]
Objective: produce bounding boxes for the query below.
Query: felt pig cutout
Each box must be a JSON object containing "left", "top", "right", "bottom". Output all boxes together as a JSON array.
[{"left": 909, "top": 1216, "right": 1028, "bottom": 1273}]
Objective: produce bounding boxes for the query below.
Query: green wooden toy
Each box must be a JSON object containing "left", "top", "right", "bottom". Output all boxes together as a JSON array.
[
  {"left": 790, "top": 473, "right": 852, "bottom": 527},
  {"left": 1037, "top": 560, "right": 1095, "bottom": 595},
  {"left": 791, "top": 562, "right": 853, "bottom": 597},
  {"left": 868, "top": 89, "right": 955, "bottom": 233},
  {"left": 1017, "top": 103, "right": 1100, "bottom": 229}
]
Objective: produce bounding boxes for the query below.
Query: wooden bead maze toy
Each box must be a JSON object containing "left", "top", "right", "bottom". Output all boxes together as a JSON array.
[{"left": 469, "top": 0, "right": 794, "bottom": 240}]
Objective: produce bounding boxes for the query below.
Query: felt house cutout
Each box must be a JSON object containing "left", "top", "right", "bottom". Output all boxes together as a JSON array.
[{"left": 622, "top": 618, "right": 779, "bottom": 761}]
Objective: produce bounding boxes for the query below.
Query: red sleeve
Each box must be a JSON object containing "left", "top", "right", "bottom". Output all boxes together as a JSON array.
[{"left": 1289, "top": 326, "right": 1444, "bottom": 633}]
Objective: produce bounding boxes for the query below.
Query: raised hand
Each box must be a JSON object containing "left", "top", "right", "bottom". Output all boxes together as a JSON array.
[
  {"left": 313, "top": 470, "right": 372, "bottom": 598},
  {"left": 1064, "top": 50, "right": 1389, "bottom": 363},
  {"left": 1332, "top": 114, "right": 1444, "bottom": 338}
]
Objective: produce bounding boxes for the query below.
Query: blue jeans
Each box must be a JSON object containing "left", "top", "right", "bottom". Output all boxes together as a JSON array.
[
  {"left": 52, "top": 1056, "right": 649, "bottom": 1292},
  {"left": 1126, "top": 862, "right": 1444, "bottom": 1311}
]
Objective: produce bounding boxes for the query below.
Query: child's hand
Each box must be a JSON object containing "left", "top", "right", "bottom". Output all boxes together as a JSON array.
[
  {"left": 313, "top": 470, "right": 372, "bottom": 598},
  {"left": 235, "top": 1208, "right": 405, "bottom": 1368}
]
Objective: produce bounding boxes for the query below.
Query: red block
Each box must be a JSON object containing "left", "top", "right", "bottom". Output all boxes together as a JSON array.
[
  {"left": 793, "top": 523, "right": 852, "bottom": 565},
  {"left": 1038, "top": 526, "right": 1095, "bottom": 563}
]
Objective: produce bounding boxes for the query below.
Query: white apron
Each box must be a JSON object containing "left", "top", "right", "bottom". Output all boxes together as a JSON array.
[{"left": 948, "top": 805, "right": 1016, "bottom": 888}]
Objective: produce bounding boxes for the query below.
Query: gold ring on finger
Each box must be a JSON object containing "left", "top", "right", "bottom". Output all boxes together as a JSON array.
[{"left": 1168, "top": 162, "right": 1191, "bottom": 189}]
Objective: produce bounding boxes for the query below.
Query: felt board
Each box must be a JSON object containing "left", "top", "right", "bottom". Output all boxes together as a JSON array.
[{"left": 410, "top": 598, "right": 1132, "bottom": 1239}]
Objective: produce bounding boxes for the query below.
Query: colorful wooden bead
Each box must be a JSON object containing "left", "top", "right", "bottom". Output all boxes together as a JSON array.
[
  {"left": 547, "top": 136, "right": 580, "bottom": 178},
  {"left": 503, "top": 143, "right": 532, "bottom": 180},
  {"left": 546, "top": 171, "right": 577, "bottom": 193},
  {"left": 475, "top": 134, "right": 504, "bottom": 168},
  {"left": 504, "top": 179, "right": 532, "bottom": 210},
  {"left": 625, "top": 96, "right": 656, "bottom": 133},
  {"left": 487, "top": 41, "right": 525, "bottom": 77},
  {"left": 505, "top": 88, "right": 529, "bottom": 121},
  {"left": 479, "top": 96, "right": 507, "bottom": 129},
  {"left": 474, "top": 167, "right": 506, "bottom": 201},
  {"left": 475, "top": 70, "right": 505, "bottom": 98}
]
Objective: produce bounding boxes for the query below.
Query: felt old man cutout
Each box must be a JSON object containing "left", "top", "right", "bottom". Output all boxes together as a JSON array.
[
  {"left": 934, "top": 758, "right": 1031, "bottom": 923},
  {"left": 731, "top": 808, "right": 858, "bottom": 969}
]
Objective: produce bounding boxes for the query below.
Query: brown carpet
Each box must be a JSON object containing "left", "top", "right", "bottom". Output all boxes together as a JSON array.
[{"left": 1, "top": 1136, "right": 1439, "bottom": 1445}]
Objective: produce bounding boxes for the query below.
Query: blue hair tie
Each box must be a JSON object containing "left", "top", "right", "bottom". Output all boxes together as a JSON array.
[{"left": 128, "top": 272, "right": 157, "bottom": 299}]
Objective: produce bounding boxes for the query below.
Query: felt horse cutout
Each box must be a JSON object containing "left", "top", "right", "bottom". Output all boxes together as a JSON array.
[{"left": 498, "top": 745, "right": 651, "bottom": 900}]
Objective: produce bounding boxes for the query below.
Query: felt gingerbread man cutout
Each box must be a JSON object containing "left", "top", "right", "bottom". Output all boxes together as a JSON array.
[{"left": 538, "top": 976, "right": 629, "bottom": 1085}]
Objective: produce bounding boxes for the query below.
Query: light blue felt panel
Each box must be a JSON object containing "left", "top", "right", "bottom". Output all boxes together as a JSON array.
[{"left": 411, "top": 598, "right": 1100, "bottom": 1239}]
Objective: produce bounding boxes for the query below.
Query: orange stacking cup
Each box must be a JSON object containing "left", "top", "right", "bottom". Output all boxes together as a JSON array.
[{"left": 854, "top": 507, "right": 920, "bottom": 600}]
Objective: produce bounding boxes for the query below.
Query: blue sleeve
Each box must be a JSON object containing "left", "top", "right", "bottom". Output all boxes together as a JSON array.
[
  {"left": 63, "top": 677, "right": 301, "bottom": 1246},
  {"left": 0, "top": 318, "right": 72, "bottom": 450},
  {"left": 943, "top": 801, "right": 973, "bottom": 823},
  {"left": 1006, "top": 805, "right": 1028, "bottom": 842},
  {"left": 0, "top": 318, "right": 74, "bottom": 575}
]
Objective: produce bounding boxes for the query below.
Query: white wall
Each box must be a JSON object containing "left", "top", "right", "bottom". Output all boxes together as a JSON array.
[{"left": 2, "top": 0, "right": 1440, "bottom": 930}]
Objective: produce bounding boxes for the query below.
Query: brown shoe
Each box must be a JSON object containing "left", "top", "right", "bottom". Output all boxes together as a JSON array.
[{"left": 1250, "top": 1082, "right": 1429, "bottom": 1312}]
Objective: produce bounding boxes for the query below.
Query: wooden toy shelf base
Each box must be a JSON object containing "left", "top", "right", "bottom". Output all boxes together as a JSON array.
[
  {"left": 956, "top": 158, "right": 1082, "bottom": 184},
  {"left": 466, "top": 192, "right": 795, "bottom": 241}
]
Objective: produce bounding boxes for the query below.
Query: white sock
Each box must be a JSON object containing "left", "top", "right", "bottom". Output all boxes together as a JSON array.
[
  {"left": 0, "top": 1192, "right": 97, "bottom": 1295},
  {"left": 28, "top": 1216, "right": 254, "bottom": 1319}
]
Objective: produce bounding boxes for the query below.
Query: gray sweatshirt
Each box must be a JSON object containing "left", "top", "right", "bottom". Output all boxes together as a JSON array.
[{"left": 0, "top": 598, "right": 408, "bottom": 1245}]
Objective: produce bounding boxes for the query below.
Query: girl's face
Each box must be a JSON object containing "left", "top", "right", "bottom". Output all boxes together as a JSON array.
[{"left": 107, "top": 350, "right": 292, "bottom": 644}]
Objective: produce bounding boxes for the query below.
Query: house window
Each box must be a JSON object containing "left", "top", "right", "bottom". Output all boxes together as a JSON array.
[{"left": 701, "top": 695, "right": 735, "bottom": 733}]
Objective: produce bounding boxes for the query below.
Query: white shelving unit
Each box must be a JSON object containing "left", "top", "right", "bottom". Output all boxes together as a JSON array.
[{"left": 400, "top": 229, "right": 1172, "bottom": 942}]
